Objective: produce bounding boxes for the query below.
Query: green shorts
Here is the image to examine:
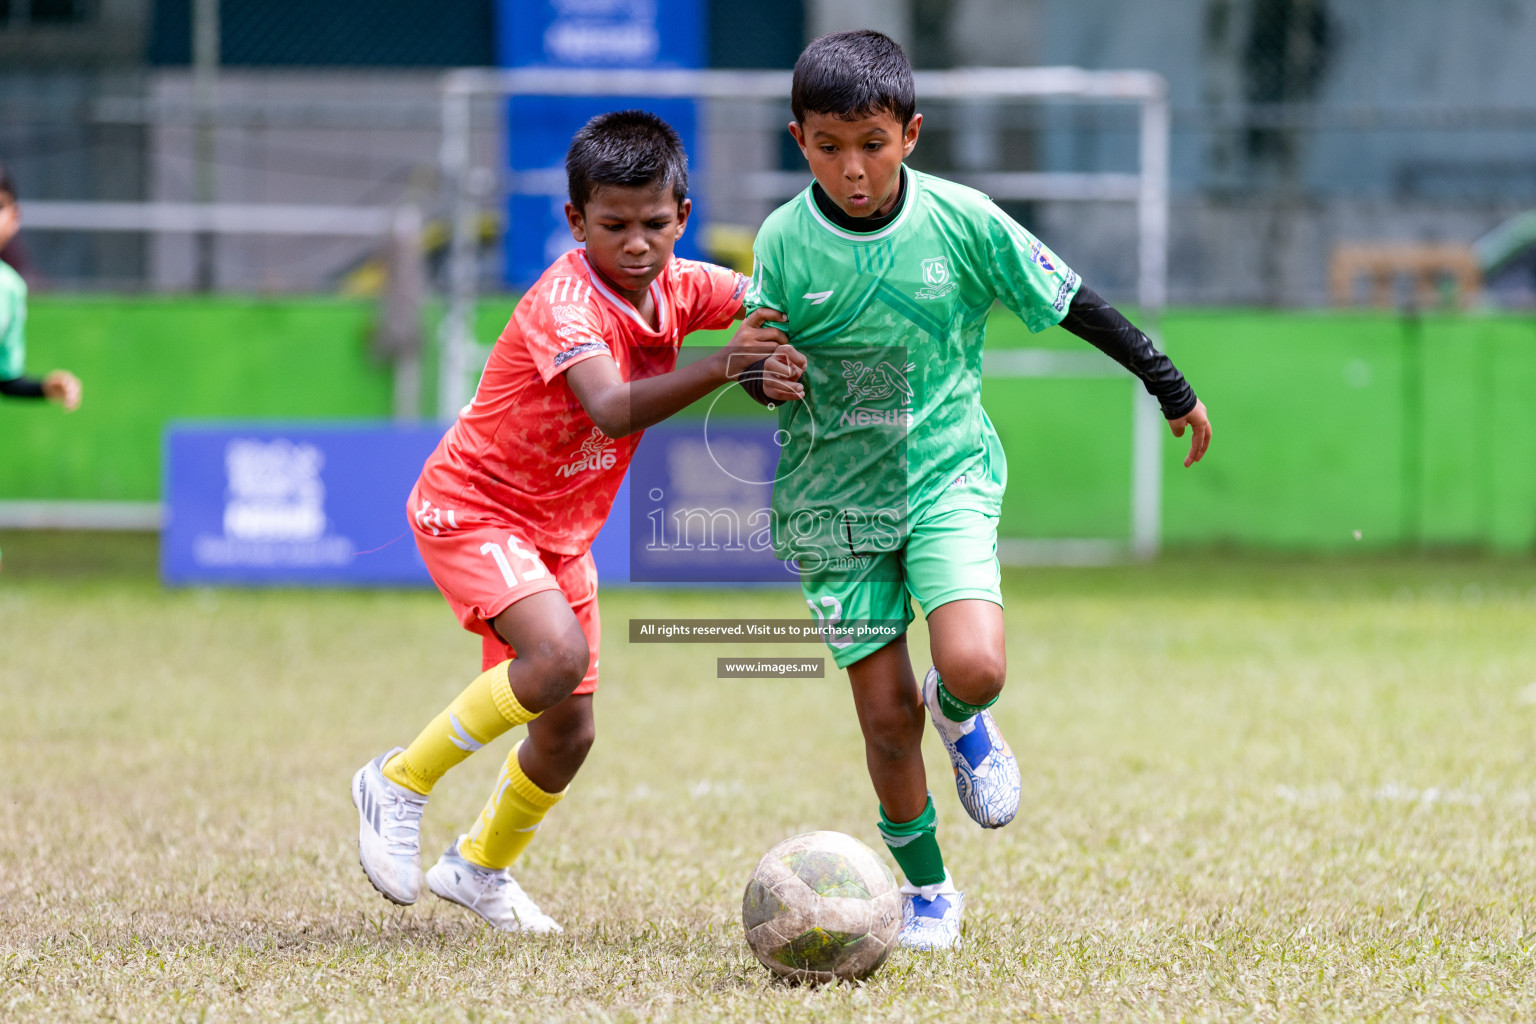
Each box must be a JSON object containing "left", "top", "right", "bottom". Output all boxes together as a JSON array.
[{"left": 799, "top": 505, "right": 1002, "bottom": 669}]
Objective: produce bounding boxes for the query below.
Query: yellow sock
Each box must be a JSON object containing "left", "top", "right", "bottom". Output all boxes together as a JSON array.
[
  {"left": 383, "top": 660, "right": 536, "bottom": 795},
  {"left": 461, "top": 741, "right": 565, "bottom": 870}
]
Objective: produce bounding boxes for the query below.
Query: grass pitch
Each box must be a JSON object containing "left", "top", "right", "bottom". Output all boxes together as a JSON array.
[{"left": 3, "top": 533, "right": 1536, "bottom": 1022}]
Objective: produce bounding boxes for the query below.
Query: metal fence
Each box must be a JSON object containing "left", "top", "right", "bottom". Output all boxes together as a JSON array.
[{"left": 3, "top": 0, "right": 1536, "bottom": 305}]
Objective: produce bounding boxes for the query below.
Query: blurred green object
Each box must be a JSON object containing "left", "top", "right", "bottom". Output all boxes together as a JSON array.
[{"left": 3, "top": 298, "right": 1535, "bottom": 553}]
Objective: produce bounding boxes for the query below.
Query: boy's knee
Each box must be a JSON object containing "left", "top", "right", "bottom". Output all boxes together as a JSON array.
[
  {"left": 936, "top": 650, "right": 1007, "bottom": 702},
  {"left": 519, "top": 629, "right": 591, "bottom": 710},
  {"left": 542, "top": 635, "right": 591, "bottom": 693}
]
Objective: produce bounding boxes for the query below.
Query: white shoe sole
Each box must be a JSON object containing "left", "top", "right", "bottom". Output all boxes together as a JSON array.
[{"left": 898, "top": 931, "right": 963, "bottom": 951}]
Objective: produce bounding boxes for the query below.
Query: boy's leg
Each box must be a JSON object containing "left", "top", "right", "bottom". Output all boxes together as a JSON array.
[
  {"left": 383, "top": 589, "right": 588, "bottom": 795},
  {"left": 847, "top": 639, "right": 965, "bottom": 950},
  {"left": 354, "top": 508, "right": 586, "bottom": 906},
  {"left": 927, "top": 598, "right": 1007, "bottom": 710},
  {"left": 801, "top": 554, "right": 961, "bottom": 946},
  {"left": 421, "top": 699, "right": 591, "bottom": 935},
  {"left": 353, "top": 589, "right": 582, "bottom": 906},
  {"left": 847, "top": 636, "right": 928, "bottom": 826},
  {"left": 907, "top": 508, "right": 1020, "bottom": 829},
  {"left": 425, "top": 552, "right": 601, "bottom": 932},
  {"left": 459, "top": 694, "right": 593, "bottom": 867}
]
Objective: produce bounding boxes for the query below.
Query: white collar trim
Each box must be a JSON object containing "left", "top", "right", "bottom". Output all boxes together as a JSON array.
[
  {"left": 802, "top": 166, "right": 917, "bottom": 243},
  {"left": 580, "top": 252, "right": 667, "bottom": 334}
]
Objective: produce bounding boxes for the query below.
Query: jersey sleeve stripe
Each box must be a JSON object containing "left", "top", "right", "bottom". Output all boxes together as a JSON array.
[{"left": 553, "top": 340, "right": 610, "bottom": 367}]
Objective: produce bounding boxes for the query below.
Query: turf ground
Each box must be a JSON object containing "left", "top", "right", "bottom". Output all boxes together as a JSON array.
[{"left": 3, "top": 532, "right": 1536, "bottom": 1022}]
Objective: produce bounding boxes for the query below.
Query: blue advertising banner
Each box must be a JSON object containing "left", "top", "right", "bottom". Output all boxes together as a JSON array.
[
  {"left": 497, "top": 0, "right": 702, "bottom": 69},
  {"left": 161, "top": 419, "right": 793, "bottom": 589},
  {"left": 497, "top": 0, "right": 706, "bottom": 288},
  {"left": 162, "top": 423, "right": 444, "bottom": 587}
]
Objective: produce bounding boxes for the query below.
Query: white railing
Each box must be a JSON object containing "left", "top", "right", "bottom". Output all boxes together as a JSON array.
[
  {"left": 19, "top": 202, "right": 400, "bottom": 237},
  {"left": 18, "top": 201, "right": 425, "bottom": 422}
]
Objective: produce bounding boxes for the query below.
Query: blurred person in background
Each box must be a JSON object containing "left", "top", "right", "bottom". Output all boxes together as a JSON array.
[
  {"left": 0, "top": 162, "right": 82, "bottom": 413},
  {"left": 1, "top": 161, "right": 83, "bottom": 573}
]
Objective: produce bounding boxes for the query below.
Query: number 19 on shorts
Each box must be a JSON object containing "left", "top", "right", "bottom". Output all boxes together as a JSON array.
[{"left": 480, "top": 535, "right": 549, "bottom": 588}]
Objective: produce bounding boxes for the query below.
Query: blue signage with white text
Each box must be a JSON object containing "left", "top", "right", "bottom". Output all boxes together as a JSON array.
[
  {"left": 160, "top": 419, "right": 789, "bottom": 589},
  {"left": 498, "top": 0, "right": 702, "bottom": 70},
  {"left": 162, "top": 423, "right": 445, "bottom": 587}
]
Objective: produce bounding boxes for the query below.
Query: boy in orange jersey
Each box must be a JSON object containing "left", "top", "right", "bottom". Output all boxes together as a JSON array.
[{"left": 351, "top": 110, "right": 803, "bottom": 930}]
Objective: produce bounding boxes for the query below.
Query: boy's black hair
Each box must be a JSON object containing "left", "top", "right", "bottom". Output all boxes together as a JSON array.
[
  {"left": 792, "top": 30, "right": 916, "bottom": 127},
  {"left": 565, "top": 110, "right": 689, "bottom": 212},
  {"left": 0, "top": 161, "right": 15, "bottom": 201}
]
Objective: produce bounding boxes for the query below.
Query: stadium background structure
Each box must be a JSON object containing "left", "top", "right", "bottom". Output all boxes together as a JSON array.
[{"left": 4, "top": 299, "right": 1534, "bottom": 555}]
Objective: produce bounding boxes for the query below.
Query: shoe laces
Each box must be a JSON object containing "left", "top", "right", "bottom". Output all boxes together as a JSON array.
[
  {"left": 379, "top": 787, "right": 425, "bottom": 856},
  {"left": 900, "top": 872, "right": 959, "bottom": 903}
]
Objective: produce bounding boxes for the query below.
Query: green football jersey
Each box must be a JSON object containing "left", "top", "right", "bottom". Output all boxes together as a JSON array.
[
  {"left": 0, "top": 260, "right": 26, "bottom": 381},
  {"left": 746, "top": 166, "right": 1080, "bottom": 566}
]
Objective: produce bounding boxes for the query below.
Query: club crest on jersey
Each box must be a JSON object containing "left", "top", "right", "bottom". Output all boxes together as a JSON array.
[
  {"left": 916, "top": 255, "right": 956, "bottom": 300},
  {"left": 558, "top": 426, "right": 617, "bottom": 478}
]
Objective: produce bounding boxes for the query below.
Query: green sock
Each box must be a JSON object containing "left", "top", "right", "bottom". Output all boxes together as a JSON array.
[
  {"left": 878, "top": 796, "right": 946, "bottom": 887},
  {"left": 936, "top": 676, "right": 998, "bottom": 723}
]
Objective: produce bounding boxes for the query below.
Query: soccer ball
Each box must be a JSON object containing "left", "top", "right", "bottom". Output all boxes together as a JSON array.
[{"left": 741, "top": 830, "right": 901, "bottom": 984}]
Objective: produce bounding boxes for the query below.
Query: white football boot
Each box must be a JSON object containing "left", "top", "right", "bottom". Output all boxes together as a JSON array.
[
  {"left": 351, "top": 747, "right": 428, "bottom": 905},
  {"left": 923, "top": 666, "right": 1021, "bottom": 829},
  {"left": 426, "top": 835, "right": 563, "bottom": 934},
  {"left": 897, "top": 872, "right": 964, "bottom": 950}
]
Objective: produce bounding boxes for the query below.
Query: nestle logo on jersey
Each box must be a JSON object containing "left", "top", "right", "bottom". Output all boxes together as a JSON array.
[
  {"left": 915, "top": 255, "right": 956, "bottom": 300},
  {"left": 840, "top": 359, "right": 915, "bottom": 427},
  {"left": 558, "top": 426, "right": 618, "bottom": 477}
]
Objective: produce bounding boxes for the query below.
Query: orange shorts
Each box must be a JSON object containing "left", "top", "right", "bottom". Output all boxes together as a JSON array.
[{"left": 409, "top": 483, "right": 601, "bottom": 693}]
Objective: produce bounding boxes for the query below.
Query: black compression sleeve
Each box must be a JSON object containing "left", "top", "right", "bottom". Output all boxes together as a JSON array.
[
  {"left": 736, "top": 357, "right": 774, "bottom": 407},
  {"left": 0, "top": 375, "right": 46, "bottom": 399},
  {"left": 1060, "top": 285, "right": 1198, "bottom": 419}
]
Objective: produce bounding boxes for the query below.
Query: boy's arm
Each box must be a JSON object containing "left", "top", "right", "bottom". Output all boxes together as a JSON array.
[
  {"left": 564, "top": 309, "right": 787, "bottom": 438},
  {"left": 0, "top": 294, "right": 35, "bottom": 398},
  {"left": 1061, "top": 285, "right": 1194, "bottom": 418},
  {"left": 1058, "top": 286, "right": 1209, "bottom": 467},
  {"left": 736, "top": 234, "right": 797, "bottom": 407},
  {"left": 978, "top": 202, "right": 1211, "bottom": 465},
  {"left": 736, "top": 343, "right": 807, "bottom": 405},
  {"left": 0, "top": 370, "right": 80, "bottom": 409},
  {"left": 0, "top": 375, "right": 44, "bottom": 398}
]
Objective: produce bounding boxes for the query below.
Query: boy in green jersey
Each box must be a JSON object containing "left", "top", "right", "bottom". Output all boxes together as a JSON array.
[
  {"left": 740, "top": 31, "right": 1212, "bottom": 950},
  {"left": 0, "top": 163, "right": 83, "bottom": 412},
  {"left": 0, "top": 161, "right": 84, "bottom": 572}
]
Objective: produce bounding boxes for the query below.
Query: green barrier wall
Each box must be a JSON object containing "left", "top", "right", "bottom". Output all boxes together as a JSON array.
[
  {"left": 0, "top": 298, "right": 392, "bottom": 501},
  {"left": 1159, "top": 312, "right": 1536, "bottom": 552},
  {"left": 3, "top": 297, "right": 1534, "bottom": 552}
]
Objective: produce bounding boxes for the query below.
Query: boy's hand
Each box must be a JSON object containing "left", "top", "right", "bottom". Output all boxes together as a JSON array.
[
  {"left": 761, "top": 344, "right": 807, "bottom": 402},
  {"left": 43, "top": 370, "right": 82, "bottom": 412},
  {"left": 1168, "top": 399, "right": 1211, "bottom": 467},
  {"left": 720, "top": 308, "right": 789, "bottom": 382}
]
